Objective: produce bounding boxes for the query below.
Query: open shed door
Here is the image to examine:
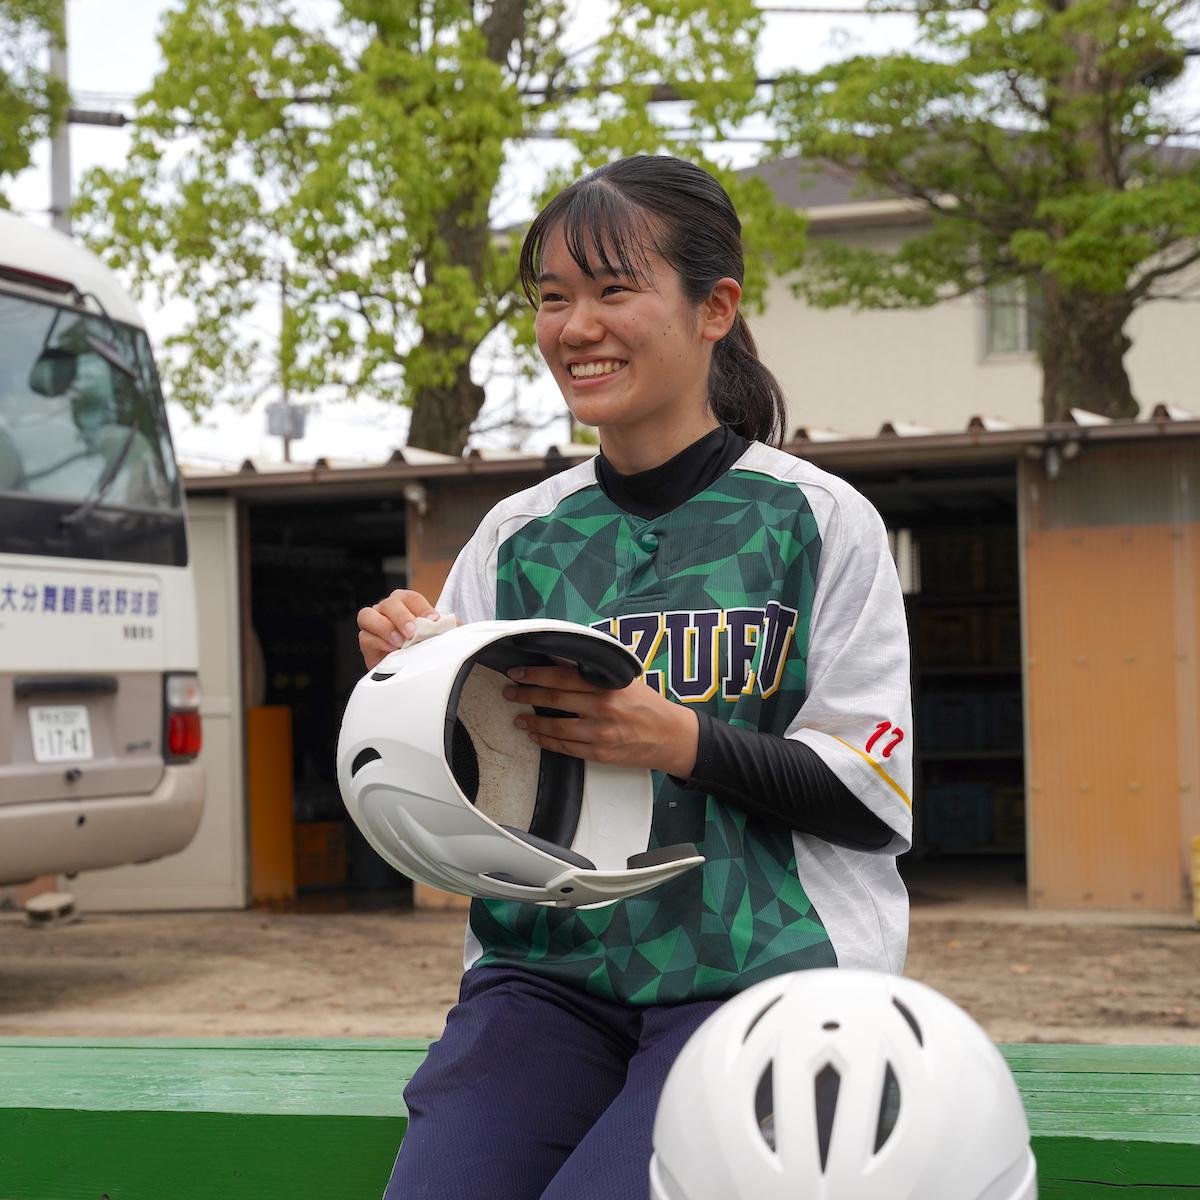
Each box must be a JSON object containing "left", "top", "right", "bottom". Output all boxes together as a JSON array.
[{"left": 73, "top": 497, "right": 247, "bottom": 910}]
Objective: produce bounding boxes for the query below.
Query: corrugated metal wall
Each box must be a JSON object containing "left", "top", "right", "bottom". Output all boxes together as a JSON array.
[
  {"left": 406, "top": 477, "right": 523, "bottom": 603},
  {"left": 1023, "top": 443, "right": 1200, "bottom": 910}
]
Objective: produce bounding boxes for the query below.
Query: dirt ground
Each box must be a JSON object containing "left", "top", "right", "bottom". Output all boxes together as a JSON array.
[{"left": 1, "top": 865, "right": 1197, "bottom": 1044}]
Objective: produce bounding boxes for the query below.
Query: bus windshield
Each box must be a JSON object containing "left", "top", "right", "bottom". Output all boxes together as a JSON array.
[{"left": 0, "top": 291, "right": 187, "bottom": 566}]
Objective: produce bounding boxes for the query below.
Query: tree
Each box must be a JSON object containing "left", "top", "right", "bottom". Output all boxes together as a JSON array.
[
  {"left": 77, "top": 0, "right": 806, "bottom": 454},
  {"left": 768, "top": 0, "right": 1200, "bottom": 422},
  {"left": 0, "top": 0, "right": 67, "bottom": 198}
]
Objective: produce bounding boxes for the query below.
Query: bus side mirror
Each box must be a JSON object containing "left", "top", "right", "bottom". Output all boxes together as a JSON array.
[
  {"left": 29, "top": 347, "right": 78, "bottom": 397},
  {"left": 29, "top": 335, "right": 137, "bottom": 398}
]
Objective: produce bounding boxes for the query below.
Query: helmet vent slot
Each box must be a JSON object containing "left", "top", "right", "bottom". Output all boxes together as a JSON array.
[
  {"left": 873, "top": 1062, "right": 902, "bottom": 1153},
  {"left": 814, "top": 1063, "right": 841, "bottom": 1172},
  {"left": 350, "top": 747, "right": 382, "bottom": 776},
  {"left": 754, "top": 1063, "right": 776, "bottom": 1152},
  {"left": 892, "top": 997, "right": 923, "bottom": 1045},
  {"left": 743, "top": 994, "right": 782, "bottom": 1042},
  {"left": 370, "top": 671, "right": 394, "bottom": 681}
]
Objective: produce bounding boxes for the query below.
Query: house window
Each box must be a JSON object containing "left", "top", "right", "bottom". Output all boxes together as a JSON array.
[{"left": 985, "top": 278, "right": 1043, "bottom": 356}]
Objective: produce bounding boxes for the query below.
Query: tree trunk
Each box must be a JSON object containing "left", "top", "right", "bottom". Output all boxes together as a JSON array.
[
  {"left": 1034, "top": 4, "right": 1137, "bottom": 424},
  {"left": 400, "top": 0, "right": 527, "bottom": 456},
  {"left": 407, "top": 352, "right": 486, "bottom": 454},
  {"left": 1037, "top": 278, "right": 1139, "bottom": 423}
]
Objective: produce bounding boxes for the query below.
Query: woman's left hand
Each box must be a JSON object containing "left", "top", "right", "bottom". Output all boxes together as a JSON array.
[{"left": 503, "top": 665, "right": 699, "bottom": 779}]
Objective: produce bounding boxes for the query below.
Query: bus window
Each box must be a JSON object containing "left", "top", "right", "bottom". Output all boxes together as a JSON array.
[{"left": 0, "top": 293, "right": 187, "bottom": 567}]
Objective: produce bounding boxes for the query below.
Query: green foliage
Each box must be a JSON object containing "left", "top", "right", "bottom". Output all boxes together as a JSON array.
[
  {"left": 768, "top": 0, "right": 1200, "bottom": 417},
  {"left": 78, "top": 0, "right": 806, "bottom": 450},
  {"left": 0, "top": 0, "right": 67, "bottom": 200}
]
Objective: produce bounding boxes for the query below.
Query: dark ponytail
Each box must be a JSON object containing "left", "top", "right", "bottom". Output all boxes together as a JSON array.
[
  {"left": 519, "top": 155, "right": 789, "bottom": 448},
  {"left": 709, "top": 313, "right": 787, "bottom": 447}
]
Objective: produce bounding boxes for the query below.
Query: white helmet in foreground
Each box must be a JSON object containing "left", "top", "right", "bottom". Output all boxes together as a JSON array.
[
  {"left": 337, "top": 618, "right": 704, "bottom": 908},
  {"left": 651, "top": 969, "right": 1037, "bottom": 1200}
]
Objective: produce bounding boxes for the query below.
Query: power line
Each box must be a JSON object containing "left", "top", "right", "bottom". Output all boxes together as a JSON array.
[
  {"left": 757, "top": 4, "right": 923, "bottom": 11},
  {"left": 523, "top": 129, "right": 771, "bottom": 143},
  {"left": 521, "top": 76, "right": 785, "bottom": 100},
  {"left": 73, "top": 90, "right": 137, "bottom": 105}
]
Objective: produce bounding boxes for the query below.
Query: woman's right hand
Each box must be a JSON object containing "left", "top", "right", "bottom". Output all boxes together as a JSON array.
[{"left": 357, "top": 589, "right": 439, "bottom": 669}]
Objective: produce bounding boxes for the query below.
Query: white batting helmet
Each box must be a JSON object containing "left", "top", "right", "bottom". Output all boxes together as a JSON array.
[
  {"left": 650, "top": 968, "right": 1037, "bottom": 1200},
  {"left": 337, "top": 618, "right": 704, "bottom": 908}
]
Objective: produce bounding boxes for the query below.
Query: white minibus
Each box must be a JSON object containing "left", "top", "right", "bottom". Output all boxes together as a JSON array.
[{"left": 0, "top": 210, "right": 203, "bottom": 885}]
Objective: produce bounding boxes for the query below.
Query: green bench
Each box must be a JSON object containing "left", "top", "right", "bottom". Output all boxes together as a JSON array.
[{"left": 0, "top": 1039, "right": 1197, "bottom": 1198}]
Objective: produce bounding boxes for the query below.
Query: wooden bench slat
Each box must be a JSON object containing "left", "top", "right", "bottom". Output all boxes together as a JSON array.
[
  {"left": 0, "top": 1038, "right": 430, "bottom": 1050},
  {"left": 1, "top": 1039, "right": 1198, "bottom": 1199},
  {"left": 1027, "top": 1109, "right": 1200, "bottom": 1138},
  {"left": 1021, "top": 1090, "right": 1200, "bottom": 1119},
  {"left": 0, "top": 1040, "right": 426, "bottom": 1118},
  {"left": 1000, "top": 1044, "right": 1200, "bottom": 1075},
  {"left": 1016, "top": 1071, "right": 1200, "bottom": 1098},
  {"left": 1, "top": 1110, "right": 405, "bottom": 1200},
  {"left": 1033, "top": 1136, "right": 1200, "bottom": 1194}
]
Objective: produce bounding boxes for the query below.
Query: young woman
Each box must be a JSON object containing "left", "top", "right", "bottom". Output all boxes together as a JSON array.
[{"left": 356, "top": 155, "right": 913, "bottom": 1200}]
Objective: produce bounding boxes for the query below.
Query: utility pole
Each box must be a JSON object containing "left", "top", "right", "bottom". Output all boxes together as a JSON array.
[
  {"left": 48, "top": 0, "right": 71, "bottom": 234},
  {"left": 280, "top": 264, "right": 291, "bottom": 463},
  {"left": 265, "top": 263, "right": 307, "bottom": 461}
]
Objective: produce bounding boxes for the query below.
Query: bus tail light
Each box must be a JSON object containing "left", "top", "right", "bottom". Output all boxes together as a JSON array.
[{"left": 164, "top": 672, "right": 202, "bottom": 761}]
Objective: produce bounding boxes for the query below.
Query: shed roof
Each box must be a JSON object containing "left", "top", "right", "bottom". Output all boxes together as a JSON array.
[{"left": 181, "top": 406, "right": 1200, "bottom": 499}]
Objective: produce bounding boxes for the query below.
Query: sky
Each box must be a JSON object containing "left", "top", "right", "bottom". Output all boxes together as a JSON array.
[{"left": 8, "top": 1, "right": 1200, "bottom": 467}]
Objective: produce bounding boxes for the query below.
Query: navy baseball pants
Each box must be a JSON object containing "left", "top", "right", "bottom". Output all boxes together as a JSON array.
[{"left": 382, "top": 965, "right": 723, "bottom": 1200}]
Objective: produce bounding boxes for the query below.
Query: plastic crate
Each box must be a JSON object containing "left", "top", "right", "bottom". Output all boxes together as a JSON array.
[
  {"left": 919, "top": 533, "right": 985, "bottom": 594},
  {"left": 983, "top": 529, "right": 1020, "bottom": 592},
  {"left": 987, "top": 691, "right": 1025, "bottom": 750},
  {"left": 992, "top": 786, "right": 1026, "bottom": 851},
  {"left": 919, "top": 692, "right": 989, "bottom": 749},
  {"left": 987, "top": 605, "right": 1022, "bottom": 666},
  {"left": 916, "top": 607, "right": 988, "bottom": 666},
  {"left": 922, "top": 784, "right": 994, "bottom": 851}
]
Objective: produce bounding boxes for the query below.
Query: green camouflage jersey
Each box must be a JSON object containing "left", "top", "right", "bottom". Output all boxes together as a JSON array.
[{"left": 438, "top": 442, "right": 912, "bottom": 1005}]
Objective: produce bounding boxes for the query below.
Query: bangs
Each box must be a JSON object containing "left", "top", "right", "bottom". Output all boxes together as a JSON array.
[{"left": 520, "top": 179, "right": 663, "bottom": 305}]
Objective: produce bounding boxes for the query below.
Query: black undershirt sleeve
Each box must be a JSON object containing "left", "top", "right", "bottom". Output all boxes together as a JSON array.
[{"left": 676, "top": 713, "right": 895, "bottom": 851}]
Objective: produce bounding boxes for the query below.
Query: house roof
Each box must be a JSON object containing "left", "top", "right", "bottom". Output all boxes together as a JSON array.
[
  {"left": 745, "top": 144, "right": 1200, "bottom": 228},
  {"left": 740, "top": 156, "right": 899, "bottom": 211}
]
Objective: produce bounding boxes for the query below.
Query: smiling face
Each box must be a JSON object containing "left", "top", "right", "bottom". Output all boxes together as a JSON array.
[{"left": 533, "top": 226, "right": 738, "bottom": 473}]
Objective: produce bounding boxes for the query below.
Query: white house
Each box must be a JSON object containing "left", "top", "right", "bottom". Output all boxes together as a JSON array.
[{"left": 743, "top": 157, "right": 1200, "bottom": 437}]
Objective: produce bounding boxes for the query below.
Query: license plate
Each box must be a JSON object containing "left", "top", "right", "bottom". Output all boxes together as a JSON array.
[{"left": 29, "top": 705, "right": 94, "bottom": 764}]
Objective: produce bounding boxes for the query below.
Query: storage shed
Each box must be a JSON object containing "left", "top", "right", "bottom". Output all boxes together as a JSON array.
[{"left": 68, "top": 413, "right": 1200, "bottom": 916}]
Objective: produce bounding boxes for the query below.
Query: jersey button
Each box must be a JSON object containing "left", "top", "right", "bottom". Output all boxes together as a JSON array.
[{"left": 638, "top": 532, "right": 659, "bottom": 553}]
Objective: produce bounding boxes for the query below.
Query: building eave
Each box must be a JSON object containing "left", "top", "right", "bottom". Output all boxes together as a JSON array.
[{"left": 180, "top": 417, "right": 1200, "bottom": 502}]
